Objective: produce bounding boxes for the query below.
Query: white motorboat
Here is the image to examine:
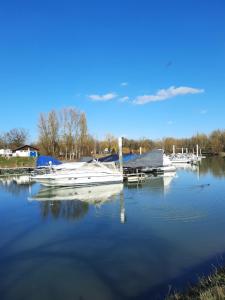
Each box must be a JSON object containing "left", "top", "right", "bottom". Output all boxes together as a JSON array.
[
  {"left": 31, "top": 161, "right": 123, "bottom": 187},
  {"left": 170, "top": 153, "right": 192, "bottom": 164}
]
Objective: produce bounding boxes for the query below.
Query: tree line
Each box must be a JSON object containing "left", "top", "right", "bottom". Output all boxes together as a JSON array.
[
  {"left": 1, "top": 107, "right": 225, "bottom": 157},
  {"left": 37, "top": 110, "right": 225, "bottom": 157}
]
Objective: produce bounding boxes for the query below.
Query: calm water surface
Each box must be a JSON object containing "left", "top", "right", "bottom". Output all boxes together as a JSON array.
[{"left": 1, "top": 157, "right": 225, "bottom": 300}]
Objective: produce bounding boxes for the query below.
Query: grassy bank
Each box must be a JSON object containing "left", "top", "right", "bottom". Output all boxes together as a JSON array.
[
  {"left": 167, "top": 266, "right": 225, "bottom": 300},
  {"left": 0, "top": 157, "right": 36, "bottom": 168}
]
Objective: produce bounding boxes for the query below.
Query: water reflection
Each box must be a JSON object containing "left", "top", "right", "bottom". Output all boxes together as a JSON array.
[
  {"left": 29, "top": 183, "right": 123, "bottom": 203},
  {"left": 39, "top": 199, "right": 89, "bottom": 221},
  {"left": 172, "top": 163, "right": 199, "bottom": 172},
  {"left": 127, "top": 172, "right": 176, "bottom": 194},
  {"left": 199, "top": 156, "right": 225, "bottom": 177},
  {"left": 29, "top": 184, "right": 124, "bottom": 221},
  {"left": 1, "top": 159, "right": 225, "bottom": 300},
  {"left": 0, "top": 175, "right": 33, "bottom": 195}
]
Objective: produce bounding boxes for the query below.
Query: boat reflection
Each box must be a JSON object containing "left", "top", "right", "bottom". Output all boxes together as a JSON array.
[
  {"left": 0, "top": 175, "right": 31, "bottom": 185},
  {"left": 126, "top": 172, "right": 176, "bottom": 194},
  {"left": 29, "top": 183, "right": 123, "bottom": 204},
  {"left": 28, "top": 184, "right": 125, "bottom": 222},
  {"left": 0, "top": 175, "right": 33, "bottom": 195},
  {"left": 172, "top": 163, "right": 199, "bottom": 171}
]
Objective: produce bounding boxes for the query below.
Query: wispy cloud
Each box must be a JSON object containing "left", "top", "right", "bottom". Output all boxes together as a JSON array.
[
  {"left": 133, "top": 86, "right": 204, "bottom": 105},
  {"left": 88, "top": 93, "right": 117, "bottom": 102},
  {"left": 200, "top": 109, "right": 207, "bottom": 114},
  {"left": 121, "top": 82, "right": 128, "bottom": 86},
  {"left": 119, "top": 96, "right": 129, "bottom": 103},
  {"left": 167, "top": 120, "right": 174, "bottom": 125}
]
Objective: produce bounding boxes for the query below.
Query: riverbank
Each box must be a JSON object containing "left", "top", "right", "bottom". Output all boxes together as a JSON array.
[
  {"left": 167, "top": 266, "right": 225, "bottom": 300},
  {"left": 0, "top": 157, "right": 36, "bottom": 168},
  {"left": 0, "top": 157, "right": 36, "bottom": 175}
]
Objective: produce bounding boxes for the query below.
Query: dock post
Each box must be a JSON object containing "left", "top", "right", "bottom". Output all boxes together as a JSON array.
[
  {"left": 118, "top": 137, "right": 123, "bottom": 174},
  {"left": 196, "top": 144, "right": 199, "bottom": 158},
  {"left": 139, "top": 146, "right": 142, "bottom": 155},
  {"left": 182, "top": 147, "right": 183, "bottom": 154},
  {"left": 186, "top": 148, "right": 188, "bottom": 154}
]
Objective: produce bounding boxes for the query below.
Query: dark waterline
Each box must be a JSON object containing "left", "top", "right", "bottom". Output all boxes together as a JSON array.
[{"left": 0, "top": 157, "right": 225, "bottom": 300}]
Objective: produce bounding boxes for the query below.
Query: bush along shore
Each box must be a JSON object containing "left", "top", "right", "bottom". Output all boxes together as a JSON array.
[
  {"left": 0, "top": 157, "right": 36, "bottom": 175},
  {"left": 166, "top": 266, "right": 225, "bottom": 300}
]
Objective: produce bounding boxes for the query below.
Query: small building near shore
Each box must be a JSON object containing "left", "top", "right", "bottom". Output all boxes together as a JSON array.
[
  {"left": 0, "top": 149, "right": 13, "bottom": 157},
  {"left": 12, "top": 145, "right": 39, "bottom": 157}
]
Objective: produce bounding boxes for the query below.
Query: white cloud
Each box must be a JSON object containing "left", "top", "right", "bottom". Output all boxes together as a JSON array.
[
  {"left": 121, "top": 82, "right": 128, "bottom": 86},
  {"left": 133, "top": 86, "right": 204, "bottom": 105},
  {"left": 200, "top": 109, "right": 207, "bottom": 114},
  {"left": 119, "top": 96, "right": 129, "bottom": 102},
  {"left": 88, "top": 93, "right": 117, "bottom": 102}
]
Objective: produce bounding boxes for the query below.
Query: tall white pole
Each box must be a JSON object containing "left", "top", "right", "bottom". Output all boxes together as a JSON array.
[
  {"left": 118, "top": 137, "right": 123, "bottom": 174},
  {"left": 182, "top": 147, "right": 183, "bottom": 154},
  {"left": 186, "top": 148, "right": 188, "bottom": 154},
  {"left": 172, "top": 145, "right": 175, "bottom": 155},
  {"left": 139, "top": 146, "right": 142, "bottom": 155},
  {"left": 196, "top": 144, "right": 199, "bottom": 158}
]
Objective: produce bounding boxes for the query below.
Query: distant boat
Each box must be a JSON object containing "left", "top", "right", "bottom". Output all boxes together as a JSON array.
[
  {"left": 170, "top": 154, "right": 191, "bottom": 164},
  {"left": 31, "top": 161, "right": 123, "bottom": 187},
  {"left": 124, "top": 149, "right": 176, "bottom": 173},
  {"left": 169, "top": 153, "right": 201, "bottom": 164}
]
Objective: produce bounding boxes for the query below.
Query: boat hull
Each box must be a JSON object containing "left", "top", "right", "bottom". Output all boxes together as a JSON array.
[{"left": 32, "top": 173, "right": 123, "bottom": 187}]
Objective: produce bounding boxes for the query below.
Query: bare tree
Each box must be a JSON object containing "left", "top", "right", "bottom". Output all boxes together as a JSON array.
[
  {"left": 48, "top": 110, "right": 59, "bottom": 156},
  {"left": 59, "top": 108, "right": 80, "bottom": 160},
  {"left": 38, "top": 111, "right": 59, "bottom": 156},
  {"left": 79, "top": 112, "right": 88, "bottom": 156},
  {"left": 4, "top": 128, "right": 29, "bottom": 149},
  {"left": 0, "top": 134, "right": 6, "bottom": 149},
  {"left": 38, "top": 113, "right": 51, "bottom": 155}
]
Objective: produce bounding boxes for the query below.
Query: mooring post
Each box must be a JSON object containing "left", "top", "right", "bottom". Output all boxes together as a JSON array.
[
  {"left": 196, "top": 144, "right": 199, "bottom": 158},
  {"left": 172, "top": 145, "right": 175, "bottom": 155},
  {"left": 118, "top": 137, "right": 123, "bottom": 174}
]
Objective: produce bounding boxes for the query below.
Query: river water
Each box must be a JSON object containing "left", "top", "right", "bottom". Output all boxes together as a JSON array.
[{"left": 0, "top": 157, "right": 225, "bottom": 300}]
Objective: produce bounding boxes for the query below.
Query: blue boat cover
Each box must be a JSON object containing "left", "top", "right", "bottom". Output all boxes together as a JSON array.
[
  {"left": 36, "top": 156, "right": 62, "bottom": 168},
  {"left": 98, "top": 153, "right": 139, "bottom": 163}
]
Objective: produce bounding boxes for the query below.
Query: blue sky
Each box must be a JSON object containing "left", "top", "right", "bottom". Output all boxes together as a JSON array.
[{"left": 0, "top": 0, "right": 224, "bottom": 141}]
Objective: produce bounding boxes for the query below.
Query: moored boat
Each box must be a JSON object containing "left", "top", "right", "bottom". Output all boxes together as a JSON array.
[{"left": 31, "top": 161, "right": 123, "bottom": 187}]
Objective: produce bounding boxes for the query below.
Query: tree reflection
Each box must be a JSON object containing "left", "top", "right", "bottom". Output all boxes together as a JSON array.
[
  {"left": 40, "top": 200, "right": 89, "bottom": 221},
  {"left": 199, "top": 157, "right": 225, "bottom": 178}
]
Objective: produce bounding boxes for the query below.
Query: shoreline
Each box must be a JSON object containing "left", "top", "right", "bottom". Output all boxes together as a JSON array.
[
  {"left": 166, "top": 266, "right": 225, "bottom": 299},
  {"left": 0, "top": 167, "right": 34, "bottom": 176}
]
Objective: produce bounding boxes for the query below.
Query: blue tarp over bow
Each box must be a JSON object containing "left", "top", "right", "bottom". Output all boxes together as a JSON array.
[{"left": 36, "top": 156, "right": 62, "bottom": 168}]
